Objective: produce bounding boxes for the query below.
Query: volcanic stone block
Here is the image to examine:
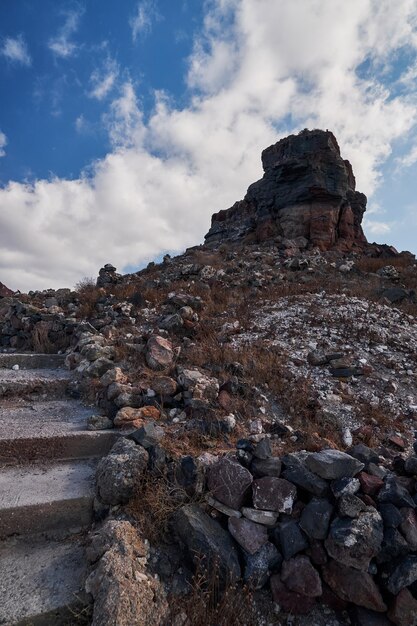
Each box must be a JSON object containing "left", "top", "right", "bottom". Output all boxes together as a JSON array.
[
  {"left": 305, "top": 449, "right": 364, "bottom": 480},
  {"left": 252, "top": 477, "right": 296, "bottom": 513},
  {"left": 322, "top": 560, "right": 387, "bottom": 612},
  {"left": 299, "top": 498, "right": 334, "bottom": 540},
  {"left": 208, "top": 457, "right": 253, "bottom": 509}
]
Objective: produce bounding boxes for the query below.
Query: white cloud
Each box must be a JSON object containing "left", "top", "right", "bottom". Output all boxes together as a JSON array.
[
  {"left": 363, "top": 219, "right": 393, "bottom": 236},
  {"left": 0, "top": 130, "right": 7, "bottom": 157},
  {"left": 396, "top": 144, "right": 417, "bottom": 168},
  {"left": 88, "top": 57, "right": 119, "bottom": 100},
  {"left": 130, "top": 0, "right": 161, "bottom": 41},
  {"left": 2, "top": 0, "right": 417, "bottom": 291},
  {"left": 1, "top": 35, "right": 31, "bottom": 66},
  {"left": 48, "top": 8, "right": 83, "bottom": 58}
]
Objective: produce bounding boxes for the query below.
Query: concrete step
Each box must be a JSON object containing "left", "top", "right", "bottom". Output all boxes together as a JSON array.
[
  {"left": 0, "top": 369, "right": 71, "bottom": 400},
  {"left": 0, "top": 399, "right": 118, "bottom": 464},
  {"left": 0, "top": 459, "right": 97, "bottom": 538},
  {"left": 0, "top": 353, "right": 66, "bottom": 370},
  {"left": 0, "top": 535, "right": 90, "bottom": 625}
]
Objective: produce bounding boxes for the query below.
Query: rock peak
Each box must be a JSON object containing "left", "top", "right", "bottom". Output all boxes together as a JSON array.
[{"left": 205, "top": 128, "right": 367, "bottom": 252}]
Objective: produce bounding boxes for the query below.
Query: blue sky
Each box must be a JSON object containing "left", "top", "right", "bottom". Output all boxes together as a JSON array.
[{"left": 1, "top": 0, "right": 417, "bottom": 291}]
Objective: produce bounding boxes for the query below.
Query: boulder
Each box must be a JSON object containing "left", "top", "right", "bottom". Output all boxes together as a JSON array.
[
  {"left": 299, "top": 498, "right": 334, "bottom": 540},
  {"left": 386, "top": 556, "right": 417, "bottom": 595},
  {"left": 280, "top": 555, "right": 322, "bottom": 598},
  {"left": 387, "top": 588, "right": 417, "bottom": 626},
  {"left": 252, "top": 477, "right": 296, "bottom": 513},
  {"left": 145, "top": 336, "right": 174, "bottom": 370},
  {"left": 172, "top": 504, "right": 241, "bottom": 582},
  {"left": 325, "top": 509, "right": 383, "bottom": 570},
  {"left": 322, "top": 560, "right": 387, "bottom": 612},
  {"left": 96, "top": 438, "right": 149, "bottom": 505},
  {"left": 208, "top": 457, "right": 253, "bottom": 510},
  {"left": 243, "top": 542, "right": 282, "bottom": 589},
  {"left": 305, "top": 449, "right": 364, "bottom": 480},
  {"left": 228, "top": 517, "right": 268, "bottom": 555}
]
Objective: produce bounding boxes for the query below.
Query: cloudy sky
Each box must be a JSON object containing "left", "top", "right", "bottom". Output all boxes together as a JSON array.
[{"left": 1, "top": 0, "right": 417, "bottom": 292}]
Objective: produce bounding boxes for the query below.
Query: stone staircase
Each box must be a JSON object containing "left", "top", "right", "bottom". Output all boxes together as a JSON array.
[{"left": 0, "top": 353, "right": 117, "bottom": 625}]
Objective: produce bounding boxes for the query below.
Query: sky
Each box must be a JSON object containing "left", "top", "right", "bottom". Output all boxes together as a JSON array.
[{"left": 1, "top": 0, "right": 417, "bottom": 292}]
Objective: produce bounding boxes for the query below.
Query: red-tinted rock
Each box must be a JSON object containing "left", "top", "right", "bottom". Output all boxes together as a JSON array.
[
  {"left": 322, "top": 560, "right": 387, "bottom": 612},
  {"left": 389, "top": 435, "right": 407, "bottom": 450},
  {"left": 205, "top": 129, "right": 368, "bottom": 252},
  {"left": 208, "top": 457, "right": 252, "bottom": 510},
  {"left": 359, "top": 472, "right": 384, "bottom": 496},
  {"left": 228, "top": 517, "right": 268, "bottom": 555},
  {"left": 280, "top": 556, "right": 322, "bottom": 598},
  {"left": 218, "top": 389, "right": 233, "bottom": 411},
  {"left": 145, "top": 335, "right": 174, "bottom": 370},
  {"left": 387, "top": 588, "right": 417, "bottom": 626},
  {"left": 400, "top": 508, "right": 417, "bottom": 550},
  {"left": 270, "top": 576, "right": 316, "bottom": 614},
  {"left": 252, "top": 477, "right": 296, "bottom": 513},
  {"left": 0, "top": 281, "right": 13, "bottom": 297}
]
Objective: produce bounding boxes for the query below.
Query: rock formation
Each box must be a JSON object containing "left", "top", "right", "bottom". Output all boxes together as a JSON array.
[
  {"left": 0, "top": 281, "right": 13, "bottom": 297},
  {"left": 205, "top": 128, "right": 368, "bottom": 251}
]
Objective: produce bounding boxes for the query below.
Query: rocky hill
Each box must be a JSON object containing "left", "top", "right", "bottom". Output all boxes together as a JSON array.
[{"left": 1, "top": 129, "right": 417, "bottom": 626}]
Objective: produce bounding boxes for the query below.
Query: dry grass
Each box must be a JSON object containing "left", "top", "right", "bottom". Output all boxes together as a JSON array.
[
  {"left": 31, "top": 321, "right": 57, "bottom": 353},
  {"left": 127, "top": 472, "right": 198, "bottom": 544},
  {"left": 169, "top": 560, "right": 257, "bottom": 626},
  {"left": 74, "top": 277, "right": 102, "bottom": 319},
  {"left": 355, "top": 254, "right": 415, "bottom": 273}
]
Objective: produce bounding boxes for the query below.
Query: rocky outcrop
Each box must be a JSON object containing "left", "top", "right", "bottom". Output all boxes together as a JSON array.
[
  {"left": 0, "top": 281, "right": 13, "bottom": 297},
  {"left": 205, "top": 129, "right": 368, "bottom": 251}
]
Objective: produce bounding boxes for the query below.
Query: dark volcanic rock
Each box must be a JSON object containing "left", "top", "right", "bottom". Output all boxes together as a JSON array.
[
  {"left": 280, "top": 555, "right": 322, "bottom": 598},
  {"left": 208, "top": 457, "right": 253, "bottom": 509},
  {"left": 270, "top": 576, "right": 316, "bottom": 614},
  {"left": 243, "top": 542, "right": 282, "bottom": 589},
  {"left": 205, "top": 129, "right": 367, "bottom": 251},
  {"left": 299, "top": 498, "right": 334, "bottom": 540},
  {"left": 173, "top": 504, "right": 241, "bottom": 582},
  {"left": 325, "top": 510, "right": 383, "bottom": 570},
  {"left": 322, "top": 560, "right": 387, "bottom": 612}
]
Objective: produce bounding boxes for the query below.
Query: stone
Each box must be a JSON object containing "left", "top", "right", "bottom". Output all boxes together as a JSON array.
[
  {"left": 145, "top": 335, "right": 174, "bottom": 370},
  {"left": 382, "top": 287, "right": 410, "bottom": 304},
  {"left": 207, "top": 457, "right": 253, "bottom": 510},
  {"left": 277, "top": 520, "right": 309, "bottom": 560},
  {"left": 386, "top": 556, "right": 417, "bottom": 594},
  {"left": 206, "top": 495, "right": 241, "bottom": 518},
  {"left": 87, "top": 415, "right": 113, "bottom": 430},
  {"left": 349, "top": 607, "right": 392, "bottom": 626},
  {"left": 305, "top": 449, "right": 364, "bottom": 480},
  {"left": 350, "top": 444, "right": 380, "bottom": 467},
  {"left": 241, "top": 507, "right": 278, "bottom": 526},
  {"left": 86, "top": 357, "right": 115, "bottom": 378},
  {"left": 270, "top": 576, "right": 316, "bottom": 615},
  {"left": 280, "top": 555, "right": 322, "bottom": 598},
  {"left": 251, "top": 457, "right": 281, "bottom": 478},
  {"left": 325, "top": 510, "right": 383, "bottom": 570},
  {"left": 282, "top": 454, "right": 329, "bottom": 496},
  {"left": 377, "top": 528, "right": 410, "bottom": 564},
  {"left": 387, "top": 588, "right": 417, "bottom": 626},
  {"left": 100, "top": 367, "right": 128, "bottom": 387},
  {"left": 338, "top": 493, "right": 366, "bottom": 518},
  {"left": 331, "top": 477, "right": 360, "bottom": 498},
  {"left": 128, "top": 422, "right": 164, "bottom": 449},
  {"left": 359, "top": 472, "right": 384, "bottom": 496},
  {"left": 86, "top": 520, "right": 168, "bottom": 626},
  {"left": 172, "top": 504, "right": 241, "bottom": 582},
  {"left": 205, "top": 129, "right": 368, "bottom": 252},
  {"left": 400, "top": 508, "right": 417, "bottom": 550},
  {"left": 96, "top": 438, "right": 149, "bottom": 505},
  {"left": 253, "top": 438, "right": 272, "bottom": 459},
  {"left": 307, "top": 350, "right": 329, "bottom": 366},
  {"left": 378, "top": 475, "right": 416, "bottom": 508},
  {"left": 243, "top": 542, "right": 282, "bottom": 589},
  {"left": 404, "top": 456, "right": 417, "bottom": 476},
  {"left": 114, "top": 406, "right": 160, "bottom": 427},
  {"left": 322, "top": 560, "right": 387, "bottom": 612},
  {"left": 228, "top": 517, "right": 268, "bottom": 555},
  {"left": 299, "top": 498, "right": 334, "bottom": 540},
  {"left": 252, "top": 477, "right": 296, "bottom": 513},
  {"left": 150, "top": 376, "right": 178, "bottom": 397},
  {"left": 379, "top": 503, "right": 402, "bottom": 528}
]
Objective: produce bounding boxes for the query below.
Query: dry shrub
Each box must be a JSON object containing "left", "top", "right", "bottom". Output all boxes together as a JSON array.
[
  {"left": 31, "top": 321, "right": 55, "bottom": 353},
  {"left": 74, "top": 276, "right": 101, "bottom": 319},
  {"left": 169, "top": 560, "right": 257, "bottom": 626},
  {"left": 127, "top": 472, "right": 195, "bottom": 543},
  {"left": 355, "top": 255, "right": 415, "bottom": 274}
]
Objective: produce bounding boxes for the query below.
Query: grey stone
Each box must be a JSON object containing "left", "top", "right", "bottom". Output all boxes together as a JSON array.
[
  {"left": 241, "top": 507, "right": 278, "bottom": 526},
  {"left": 128, "top": 422, "right": 164, "bottom": 449},
  {"left": 331, "top": 477, "right": 360, "bottom": 498},
  {"left": 251, "top": 457, "right": 281, "bottom": 478},
  {"left": 206, "top": 495, "right": 241, "bottom": 518},
  {"left": 281, "top": 555, "right": 322, "bottom": 598},
  {"left": 282, "top": 455, "right": 329, "bottom": 497},
  {"left": 96, "top": 438, "right": 148, "bottom": 505},
  {"left": 253, "top": 438, "right": 272, "bottom": 460},
  {"left": 325, "top": 510, "right": 383, "bottom": 571},
  {"left": 386, "top": 556, "right": 417, "bottom": 595},
  {"left": 378, "top": 475, "right": 416, "bottom": 508},
  {"left": 172, "top": 504, "right": 241, "bottom": 582},
  {"left": 278, "top": 520, "right": 309, "bottom": 560},
  {"left": 379, "top": 503, "right": 402, "bottom": 528},
  {"left": 243, "top": 542, "right": 282, "bottom": 589},
  {"left": 377, "top": 527, "right": 410, "bottom": 564},
  {"left": 228, "top": 517, "right": 268, "bottom": 555},
  {"left": 338, "top": 494, "right": 366, "bottom": 518},
  {"left": 349, "top": 444, "right": 379, "bottom": 467},
  {"left": 299, "top": 497, "right": 333, "bottom": 540},
  {"left": 305, "top": 449, "right": 364, "bottom": 480}
]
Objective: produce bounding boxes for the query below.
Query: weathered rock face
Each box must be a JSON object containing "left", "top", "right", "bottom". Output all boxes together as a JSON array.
[
  {"left": 205, "top": 129, "right": 367, "bottom": 251},
  {"left": 0, "top": 281, "right": 13, "bottom": 297}
]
